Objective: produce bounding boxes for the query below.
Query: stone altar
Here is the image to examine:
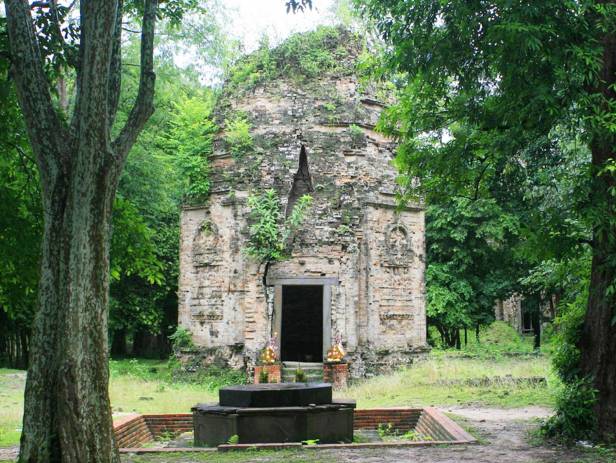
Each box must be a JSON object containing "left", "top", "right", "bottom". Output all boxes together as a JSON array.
[{"left": 192, "top": 382, "right": 355, "bottom": 446}]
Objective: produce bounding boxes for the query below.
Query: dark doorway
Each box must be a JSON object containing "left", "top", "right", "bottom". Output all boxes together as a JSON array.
[{"left": 281, "top": 285, "right": 323, "bottom": 362}]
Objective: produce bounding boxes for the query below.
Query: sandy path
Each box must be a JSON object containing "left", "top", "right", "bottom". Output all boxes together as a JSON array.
[{"left": 312, "top": 406, "right": 602, "bottom": 463}]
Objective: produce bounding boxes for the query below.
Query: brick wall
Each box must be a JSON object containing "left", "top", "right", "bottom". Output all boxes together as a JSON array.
[
  {"left": 353, "top": 408, "right": 422, "bottom": 432},
  {"left": 114, "top": 415, "right": 153, "bottom": 448},
  {"left": 113, "top": 407, "right": 472, "bottom": 448}
]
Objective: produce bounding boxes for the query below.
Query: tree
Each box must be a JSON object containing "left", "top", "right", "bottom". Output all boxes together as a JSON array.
[
  {"left": 3, "top": 1, "right": 317, "bottom": 458},
  {"left": 357, "top": 0, "right": 616, "bottom": 440},
  {"left": 4, "top": 1, "right": 162, "bottom": 460}
]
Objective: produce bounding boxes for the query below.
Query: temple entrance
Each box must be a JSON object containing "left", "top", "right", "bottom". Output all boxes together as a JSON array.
[{"left": 281, "top": 285, "right": 323, "bottom": 362}]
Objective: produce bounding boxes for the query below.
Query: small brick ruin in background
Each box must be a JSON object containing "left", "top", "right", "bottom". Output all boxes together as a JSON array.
[
  {"left": 113, "top": 407, "right": 475, "bottom": 451},
  {"left": 323, "top": 362, "right": 349, "bottom": 389}
]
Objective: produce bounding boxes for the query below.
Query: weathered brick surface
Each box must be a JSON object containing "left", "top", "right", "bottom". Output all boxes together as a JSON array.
[
  {"left": 178, "top": 32, "right": 427, "bottom": 376},
  {"left": 323, "top": 362, "right": 349, "bottom": 389}
]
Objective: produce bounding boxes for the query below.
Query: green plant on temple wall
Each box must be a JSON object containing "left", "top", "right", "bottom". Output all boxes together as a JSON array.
[
  {"left": 224, "top": 114, "right": 253, "bottom": 159},
  {"left": 245, "top": 189, "right": 312, "bottom": 264}
]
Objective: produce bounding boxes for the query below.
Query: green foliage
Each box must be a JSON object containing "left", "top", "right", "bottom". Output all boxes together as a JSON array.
[
  {"left": 357, "top": 0, "right": 613, "bottom": 440},
  {"left": 0, "top": 32, "right": 217, "bottom": 364},
  {"left": 301, "top": 438, "right": 319, "bottom": 446},
  {"left": 294, "top": 367, "right": 307, "bottom": 383},
  {"left": 162, "top": 94, "right": 217, "bottom": 205},
  {"left": 542, "top": 378, "right": 598, "bottom": 442},
  {"left": 227, "top": 434, "right": 240, "bottom": 445},
  {"left": 259, "top": 369, "right": 269, "bottom": 384},
  {"left": 224, "top": 114, "right": 253, "bottom": 159},
  {"left": 376, "top": 423, "right": 396, "bottom": 439},
  {"left": 245, "top": 190, "right": 312, "bottom": 264},
  {"left": 348, "top": 124, "right": 364, "bottom": 144},
  {"left": 375, "top": 424, "right": 427, "bottom": 441},
  {"left": 425, "top": 198, "right": 519, "bottom": 346},
  {"left": 168, "top": 327, "right": 195, "bottom": 352},
  {"left": 110, "top": 198, "right": 164, "bottom": 285},
  {"left": 225, "top": 26, "right": 362, "bottom": 92},
  {"left": 174, "top": 365, "right": 248, "bottom": 389},
  {"left": 108, "top": 46, "right": 209, "bottom": 355},
  {"left": 430, "top": 321, "right": 536, "bottom": 357}
]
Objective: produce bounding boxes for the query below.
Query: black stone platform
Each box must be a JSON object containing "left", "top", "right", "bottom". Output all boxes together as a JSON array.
[
  {"left": 192, "top": 383, "right": 356, "bottom": 446},
  {"left": 219, "top": 382, "right": 332, "bottom": 407}
]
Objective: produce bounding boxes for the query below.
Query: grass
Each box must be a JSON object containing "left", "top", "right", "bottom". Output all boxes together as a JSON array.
[
  {"left": 339, "top": 355, "right": 556, "bottom": 409},
  {"left": 0, "top": 370, "right": 24, "bottom": 448},
  {"left": 121, "top": 448, "right": 348, "bottom": 463}
]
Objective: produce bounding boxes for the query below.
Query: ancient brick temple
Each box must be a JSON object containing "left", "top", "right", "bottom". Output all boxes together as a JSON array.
[{"left": 178, "top": 29, "right": 427, "bottom": 377}]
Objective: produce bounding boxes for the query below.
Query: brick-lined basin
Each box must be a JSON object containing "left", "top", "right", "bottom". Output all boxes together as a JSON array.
[{"left": 114, "top": 407, "right": 475, "bottom": 453}]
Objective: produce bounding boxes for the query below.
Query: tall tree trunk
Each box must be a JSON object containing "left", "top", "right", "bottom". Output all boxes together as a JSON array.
[
  {"left": 578, "top": 20, "right": 616, "bottom": 441},
  {"left": 5, "top": 0, "right": 158, "bottom": 459},
  {"left": 19, "top": 162, "right": 120, "bottom": 461},
  {"left": 580, "top": 225, "right": 616, "bottom": 440}
]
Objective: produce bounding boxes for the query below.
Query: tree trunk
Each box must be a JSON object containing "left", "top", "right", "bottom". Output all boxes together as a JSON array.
[
  {"left": 577, "top": 20, "right": 616, "bottom": 441},
  {"left": 580, "top": 231, "right": 616, "bottom": 440},
  {"left": 19, "top": 165, "right": 120, "bottom": 462},
  {"left": 5, "top": 0, "right": 158, "bottom": 459}
]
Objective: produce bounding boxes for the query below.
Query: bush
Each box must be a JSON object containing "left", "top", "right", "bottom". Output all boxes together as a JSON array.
[
  {"left": 168, "top": 327, "right": 194, "bottom": 352},
  {"left": 542, "top": 377, "right": 598, "bottom": 441},
  {"left": 294, "top": 367, "right": 307, "bottom": 383}
]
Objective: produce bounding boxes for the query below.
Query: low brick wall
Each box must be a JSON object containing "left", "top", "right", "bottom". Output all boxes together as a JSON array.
[
  {"left": 114, "top": 414, "right": 153, "bottom": 448},
  {"left": 113, "top": 407, "right": 474, "bottom": 449},
  {"left": 144, "top": 414, "right": 193, "bottom": 437},
  {"left": 354, "top": 408, "right": 422, "bottom": 432}
]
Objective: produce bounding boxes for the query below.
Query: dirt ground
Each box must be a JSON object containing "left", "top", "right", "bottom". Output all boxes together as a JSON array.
[{"left": 2, "top": 406, "right": 614, "bottom": 463}]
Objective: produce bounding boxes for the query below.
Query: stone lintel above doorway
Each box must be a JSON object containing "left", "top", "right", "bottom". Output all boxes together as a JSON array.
[{"left": 265, "top": 275, "right": 340, "bottom": 286}]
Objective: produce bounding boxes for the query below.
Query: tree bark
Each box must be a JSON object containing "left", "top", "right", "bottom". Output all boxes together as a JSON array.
[
  {"left": 4, "top": 0, "right": 159, "bottom": 460},
  {"left": 580, "top": 216, "right": 616, "bottom": 440},
  {"left": 19, "top": 166, "right": 120, "bottom": 462},
  {"left": 577, "top": 11, "right": 616, "bottom": 441}
]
